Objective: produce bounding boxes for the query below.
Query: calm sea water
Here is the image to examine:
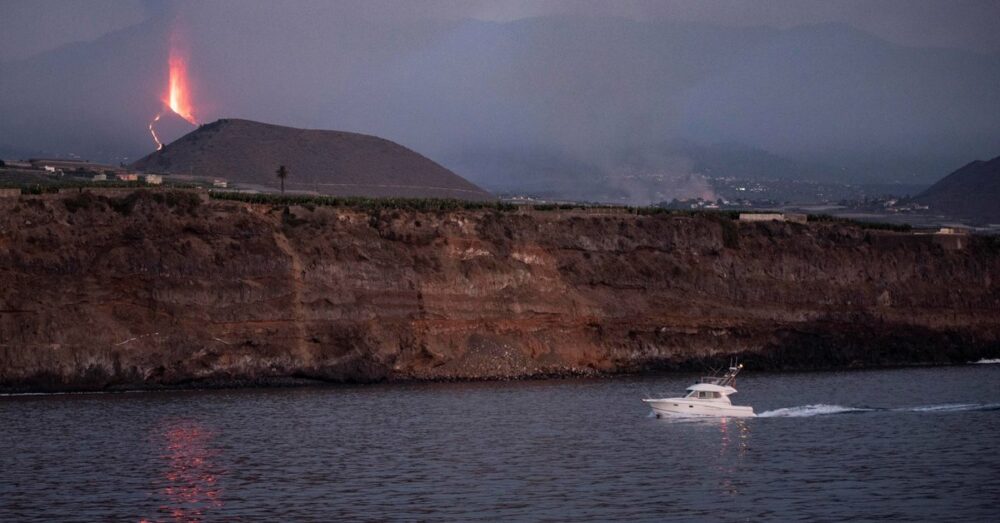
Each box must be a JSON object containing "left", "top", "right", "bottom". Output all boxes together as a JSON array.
[{"left": 2, "top": 364, "right": 999, "bottom": 521}]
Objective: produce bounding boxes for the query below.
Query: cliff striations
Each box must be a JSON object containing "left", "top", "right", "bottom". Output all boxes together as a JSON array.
[{"left": 1, "top": 190, "right": 998, "bottom": 392}]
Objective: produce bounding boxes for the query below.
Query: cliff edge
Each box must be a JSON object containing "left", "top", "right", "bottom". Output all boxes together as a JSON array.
[{"left": 1, "top": 190, "right": 998, "bottom": 392}]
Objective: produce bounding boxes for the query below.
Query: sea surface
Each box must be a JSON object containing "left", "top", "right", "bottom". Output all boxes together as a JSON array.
[{"left": 2, "top": 364, "right": 999, "bottom": 521}]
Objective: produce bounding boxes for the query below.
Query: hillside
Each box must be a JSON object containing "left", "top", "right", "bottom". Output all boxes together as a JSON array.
[
  {"left": 916, "top": 156, "right": 1000, "bottom": 223},
  {"left": 1, "top": 190, "right": 997, "bottom": 392},
  {"left": 130, "top": 119, "right": 492, "bottom": 200}
]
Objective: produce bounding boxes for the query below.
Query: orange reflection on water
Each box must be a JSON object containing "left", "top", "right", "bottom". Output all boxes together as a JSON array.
[
  {"left": 717, "top": 417, "right": 751, "bottom": 496},
  {"left": 143, "top": 421, "right": 224, "bottom": 522}
]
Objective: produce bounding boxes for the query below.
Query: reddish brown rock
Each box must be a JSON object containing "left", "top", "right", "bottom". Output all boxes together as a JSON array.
[{"left": 1, "top": 190, "right": 998, "bottom": 392}]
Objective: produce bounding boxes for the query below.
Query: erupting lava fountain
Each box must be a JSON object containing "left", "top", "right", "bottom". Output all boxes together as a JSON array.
[{"left": 149, "top": 45, "right": 198, "bottom": 150}]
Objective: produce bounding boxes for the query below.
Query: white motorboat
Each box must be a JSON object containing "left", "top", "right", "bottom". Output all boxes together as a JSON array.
[{"left": 643, "top": 363, "right": 756, "bottom": 418}]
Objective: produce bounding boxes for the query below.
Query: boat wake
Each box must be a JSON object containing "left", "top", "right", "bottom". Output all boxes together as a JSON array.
[
  {"left": 972, "top": 358, "right": 1000, "bottom": 364},
  {"left": 905, "top": 403, "right": 1000, "bottom": 412},
  {"left": 758, "top": 403, "right": 1000, "bottom": 418},
  {"left": 758, "top": 404, "right": 872, "bottom": 417}
]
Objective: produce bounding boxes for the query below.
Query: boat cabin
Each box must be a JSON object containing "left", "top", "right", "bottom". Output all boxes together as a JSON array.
[
  {"left": 684, "top": 383, "right": 736, "bottom": 403},
  {"left": 687, "top": 390, "right": 723, "bottom": 399}
]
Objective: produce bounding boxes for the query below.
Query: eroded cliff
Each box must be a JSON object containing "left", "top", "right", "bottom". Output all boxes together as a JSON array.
[{"left": 1, "top": 191, "right": 998, "bottom": 392}]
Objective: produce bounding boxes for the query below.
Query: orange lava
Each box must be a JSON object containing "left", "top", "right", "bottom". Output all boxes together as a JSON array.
[
  {"left": 149, "top": 112, "right": 164, "bottom": 150},
  {"left": 165, "top": 50, "right": 197, "bottom": 125},
  {"left": 148, "top": 43, "right": 198, "bottom": 150}
]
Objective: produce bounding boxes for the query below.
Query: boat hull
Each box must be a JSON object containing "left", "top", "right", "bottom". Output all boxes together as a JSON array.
[{"left": 643, "top": 398, "right": 756, "bottom": 418}]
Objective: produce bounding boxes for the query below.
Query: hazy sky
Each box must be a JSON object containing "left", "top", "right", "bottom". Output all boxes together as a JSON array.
[
  {"left": 3, "top": 0, "right": 999, "bottom": 62},
  {"left": 1, "top": 0, "right": 998, "bottom": 198}
]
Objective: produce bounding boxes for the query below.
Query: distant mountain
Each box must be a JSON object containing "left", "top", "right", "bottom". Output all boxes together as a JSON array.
[
  {"left": 916, "top": 156, "right": 1000, "bottom": 223},
  {"left": 131, "top": 118, "right": 492, "bottom": 200}
]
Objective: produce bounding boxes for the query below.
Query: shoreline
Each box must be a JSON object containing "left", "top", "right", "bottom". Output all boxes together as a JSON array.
[{"left": 3, "top": 357, "right": 997, "bottom": 396}]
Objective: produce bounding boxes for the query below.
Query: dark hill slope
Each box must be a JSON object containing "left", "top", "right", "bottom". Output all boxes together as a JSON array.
[
  {"left": 916, "top": 156, "right": 1000, "bottom": 223},
  {"left": 131, "top": 119, "right": 492, "bottom": 200}
]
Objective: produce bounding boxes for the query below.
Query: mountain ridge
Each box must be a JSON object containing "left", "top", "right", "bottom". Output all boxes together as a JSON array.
[
  {"left": 916, "top": 156, "right": 1000, "bottom": 223},
  {"left": 131, "top": 118, "right": 492, "bottom": 200}
]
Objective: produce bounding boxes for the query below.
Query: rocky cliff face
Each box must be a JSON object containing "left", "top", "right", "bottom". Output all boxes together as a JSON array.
[{"left": 1, "top": 191, "right": 998, "bottom": 392}]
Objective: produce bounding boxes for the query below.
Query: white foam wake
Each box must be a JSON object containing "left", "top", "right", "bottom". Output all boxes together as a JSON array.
[
  {"left": 972, "top": 358, "right": 1000, "bottom": 364},
  {"left": 905, "top": 403, "right": 978, "bottom": 412},
  {"left": 901, "top": 403, "right": 1000, "bottom": 412},
  {"left": 757, "top": 404, "right": 872, "bottom": 418},
  {"left": 757, "top": 402, "right": 1000, "bottom": 417}
]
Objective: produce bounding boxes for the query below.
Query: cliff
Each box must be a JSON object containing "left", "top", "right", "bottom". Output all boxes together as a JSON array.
[{"left": 1, "top": 190, "right": 998, "bottom": 392}]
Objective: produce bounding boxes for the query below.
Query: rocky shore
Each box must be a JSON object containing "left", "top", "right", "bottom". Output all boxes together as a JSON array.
[{"left": 1, "top": 190, "right": 998, "bottom": 392}]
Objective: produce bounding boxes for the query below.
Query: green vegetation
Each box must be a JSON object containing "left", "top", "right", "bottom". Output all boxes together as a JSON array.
[
  {"left": 3, "top": 180, "right": 199, "bottom": 194},
  {"left": 529, "top": 203, "right": 584, "bottom": 211},
  {"left": 207, "top": 191, "right": 748, "bottom": 219},
  {"left": 18, "top": 184, "right": 63, "bottom": 194},
  {"left": 807, "top": 214, "right": 913, "bottom": 232},
  {"left": 208, "top": 191, "right": 520, "bottom": 212}
]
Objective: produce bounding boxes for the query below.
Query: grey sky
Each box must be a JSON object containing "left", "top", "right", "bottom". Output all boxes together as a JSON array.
[
  {"left": 1, "top": 0, "right": 998, "bottom": 198},
  {"left": 2, "top": 0, "right": 999, "bottom": 62}
]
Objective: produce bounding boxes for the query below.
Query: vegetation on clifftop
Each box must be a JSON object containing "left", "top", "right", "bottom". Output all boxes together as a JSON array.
[{"left": 807, "top": 213, "right": 913, "bottom": 232}]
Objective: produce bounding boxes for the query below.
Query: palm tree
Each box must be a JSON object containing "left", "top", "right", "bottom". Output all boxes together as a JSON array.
[{"left": 276, "top": 165, "right": 288, "bottom": 194}]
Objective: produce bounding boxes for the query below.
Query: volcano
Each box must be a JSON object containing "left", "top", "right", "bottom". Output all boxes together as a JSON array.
[{"left": 131, "top": 119, "right": 492, "bottom": 200}]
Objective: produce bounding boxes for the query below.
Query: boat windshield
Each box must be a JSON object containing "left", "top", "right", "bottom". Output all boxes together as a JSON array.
[{"left": 686, "top": 390, "right": 722, "bottom": 399}]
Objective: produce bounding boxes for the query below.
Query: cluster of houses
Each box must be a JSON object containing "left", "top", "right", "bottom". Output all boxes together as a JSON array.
[
  {"left": 1, "top": 158, "right": 230, "bottom": 188},
  {"left": 0, "top": 158, "right": 164, "bottom": 184}
]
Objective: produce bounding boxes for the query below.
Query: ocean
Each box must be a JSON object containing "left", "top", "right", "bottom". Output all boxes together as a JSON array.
[{"left": 2, "top": 364, "right": 998, "bottom": 521}]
